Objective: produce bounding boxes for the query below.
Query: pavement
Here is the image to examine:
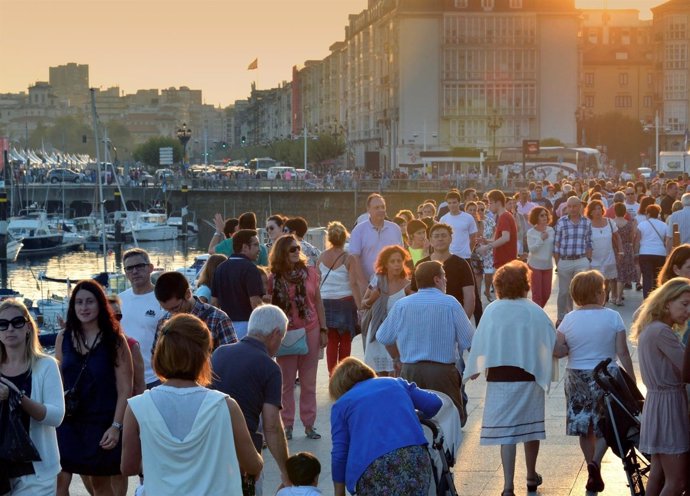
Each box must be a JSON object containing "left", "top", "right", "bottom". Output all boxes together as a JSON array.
[{"left": 73, "top": 278, "right": 646, "bottom": 496}]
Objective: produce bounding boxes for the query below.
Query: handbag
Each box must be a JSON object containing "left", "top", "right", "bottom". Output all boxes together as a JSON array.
[
  {"left": 0, "top": 389, "right": 42, "bottom": 463},
  {"left": 63, "top": 331, "right": 100, "bottom": 418},
  {"left": 276, "top": 328, "right": 308, "bottom": 357}
]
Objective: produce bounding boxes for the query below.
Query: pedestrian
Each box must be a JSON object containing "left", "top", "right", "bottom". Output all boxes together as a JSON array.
[
  {"left": 632, "top": 278, "right": 690, "bottom": 495},
  {"left": 194, "top": 254, "right": 227, "bottom": 303},
  {"left": 658, "top": 245, "right": 690, "bottom": 346},
  {"left": 554, "top": 270, "right": 636, "bottom": 494},
  {"left": 362, "top": 245, "right": 412, "bottom": 375},
  {"left": 209, "top": 215, "right": 239, "bottom": 255},
  {"left": 55, "top": 280, "right": 133, "bottom": 496},
  {"left": 476, "top": 200, "right": 496, "bottom": 301},
  {"left": 0, "top": 299, "right": 65, "bottom": 495},
  {"left": 154, "top": 271, "right": 237, "bottom": 350},
  {"left": 268, "top": 234, "right": 328, "bottom": 441},
  {"left": 265, "top": 215, "right": 288, "bottom": 252},
  {"left": 636, "top": 204, "right": 669, "bottom": 298},
  {"left": 666, "top": 193, "right": 690, "bottom": 250},
  {"left": 586, "top": 199, "right": 621, "bottom": 303},
  {"left": 119, "top": 248, "right": 165, "bottom": 389},
  {"left": 276, "top": 452, "right": 322, "bottom": 496},
  {"left": 284, "top": 217, "right": 321, "bottom": 268},
  {"left": 329, "top": 357, "right": 442, "bottom": 496},
  {"left": 317, "top": 222, "right": 361, "bottom": 375},
  {"left": 121, "top": 314, "right": 263, "bottom": 495},
  {"left": 464, "top": 261, "right": 556, "bottom": 496},
  {"left": 349, "top": 194, "right": 403, "bottom": 294},
  {"left": 211, "top": 229, "right": 265, "bottom": 339},
  {"left": 211, "top": 305, "right": 290, "bottom": 493},
  {"left": 612, "top": 202, "right": 637, "bottom": 306},
  {"left": 476, "top": 190, "right": 517, "bottom": 271},
  {"left": 526, "top": 206, "right": 555, "bottom": 308},
  {"left": 440, "top": 190, "right": 478, "bottom": 260},
  {"left": 405, "top": 219, "right": 429, "bottom": 265},
  {"left": 553, "top": 196, "right": 592, "bottom": 326},
  {"left": 376, "top": 260, "right": 474, "bottom": 423}
]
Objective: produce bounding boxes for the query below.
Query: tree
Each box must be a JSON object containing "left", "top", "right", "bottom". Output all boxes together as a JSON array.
[
  {"left": 28, "top": 115, "right": 94, "bottom": 155},
  {"left": 584, "top": 112, "right": 649, "bottom": 169},
  {"left": 132, "top": 137, "right": 183, "bottom": 167}
]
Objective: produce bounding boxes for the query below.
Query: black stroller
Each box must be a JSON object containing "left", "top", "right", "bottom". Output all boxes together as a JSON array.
[{"left": 593, "top": 358, "right": 650, "bottom": 496}]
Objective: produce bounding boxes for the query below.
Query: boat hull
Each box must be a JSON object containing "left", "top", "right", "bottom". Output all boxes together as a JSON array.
[{"left": 134, "top": 226, "right": 178, "bottom": 241}]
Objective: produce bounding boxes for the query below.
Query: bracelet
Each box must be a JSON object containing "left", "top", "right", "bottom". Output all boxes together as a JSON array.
[
  {"left": 214, "top": 232, "right": 223, "bottom": 237},
  {"left": 111, "top": 421, "right": 123, "bottom": 431}
]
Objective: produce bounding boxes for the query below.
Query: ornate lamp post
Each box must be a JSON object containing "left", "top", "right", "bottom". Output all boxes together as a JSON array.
[
  {"left": 487, "top": 110, "right": 504, "bottom": 159},
  {"left": 176, "top": 122, "right": 192, "bottom": 170}
]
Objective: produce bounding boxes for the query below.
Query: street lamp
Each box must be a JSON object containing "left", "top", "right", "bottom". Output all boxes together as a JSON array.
[
  {"left": 575, "top": 106, "right": 593, "bottom": 146},
  {"left": 643, "top": 110, "right": 670, "bottom": 171},
  {"left": 176, "top": 123, "right": 192, "bottom": 170},
  {"left": 487, "top": 110, "right": 504, "bottom": 159}
]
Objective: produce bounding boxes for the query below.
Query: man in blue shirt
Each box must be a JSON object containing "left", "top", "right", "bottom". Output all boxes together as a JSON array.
[{"left": 377, "top": 260, "right": 474, "bottom": 425}]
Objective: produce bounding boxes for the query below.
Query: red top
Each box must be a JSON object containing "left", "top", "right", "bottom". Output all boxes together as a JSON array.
[{"left": 493, "top": 211, "right": 518, "bottom": 269}]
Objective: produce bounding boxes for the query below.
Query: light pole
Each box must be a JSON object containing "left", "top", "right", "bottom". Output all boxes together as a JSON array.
[
  {"left": 575, "top": 106, "right": 593, "bottom": 146},
  {"left": 176, "top": 123, "right": 192, "bottom": 170},
  {"left": 487, "top": 110, "right": 504, "bottom": 159},
  {"left": 643, "top": 110, "right": 669, "bottom": 171}
]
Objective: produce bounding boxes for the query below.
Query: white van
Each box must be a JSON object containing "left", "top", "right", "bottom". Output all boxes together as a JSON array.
[{"left": 267, "top": 166, "right": 296, "bottom": 180}]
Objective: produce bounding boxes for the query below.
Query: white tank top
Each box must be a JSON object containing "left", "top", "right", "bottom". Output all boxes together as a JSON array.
[
  {"left": 128, "top": 387, "right": 242, "bottom": 496},
  {"left": 319, "top": 262, "right": 353, "bottom": 299}
]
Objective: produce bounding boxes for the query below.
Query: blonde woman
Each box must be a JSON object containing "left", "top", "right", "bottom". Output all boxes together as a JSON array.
[
  {"left": 631, "top": 278, "right": 690, "bottom": 496},
  {"left": 0, "top": 299, "right": 65, "bottom": 495}
]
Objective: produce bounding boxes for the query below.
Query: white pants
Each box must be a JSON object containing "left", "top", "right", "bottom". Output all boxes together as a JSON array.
[
  {"left": 9, "top": 474, "right": 57, "bottom": 496},
  {"left": 556, "top": 257, "right": 590, "bottom": 320}
]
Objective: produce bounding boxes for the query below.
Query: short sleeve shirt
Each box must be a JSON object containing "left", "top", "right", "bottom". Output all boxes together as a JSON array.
[
  {"left": 349, "top": 219, "right": 403, "bottom": 280},
  {"left": 439, "top": 211, "right": 478, "bottom": 259},
  {"left": 211, "top": 254, "right": 265, "bottom": 321},
  {"left": 411, "top": 255, "right": 474, "bottom": 307},
  {"left": 211, "top": 337, "right": 282, "bottom": 451},
  {"left": 558, "top": 308, "right": 624, "bottom": 370},
  {"left": 493, "top": 212, "right": 518, "bottom": 269}
]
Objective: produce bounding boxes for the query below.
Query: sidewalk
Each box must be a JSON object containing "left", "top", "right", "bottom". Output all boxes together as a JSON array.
[{"left": 74, "top": 279, "right": 645, "bottom": 496}]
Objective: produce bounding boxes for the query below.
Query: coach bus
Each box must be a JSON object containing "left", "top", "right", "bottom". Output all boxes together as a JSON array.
[{"left": 497, "top": 147, "right": 603, "bottom": 174}]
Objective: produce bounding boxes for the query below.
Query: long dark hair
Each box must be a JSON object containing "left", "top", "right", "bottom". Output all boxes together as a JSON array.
[
  {"left": 269, "top": 234, "right": 307, "bottom": 275},
  {"left": 66, "top": 280, "right": 122, "bottom": 365}
]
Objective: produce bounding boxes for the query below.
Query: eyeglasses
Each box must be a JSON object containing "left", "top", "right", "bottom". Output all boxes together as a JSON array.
[
  {"left": 124, "top": 262, "right": 149, "bottom": 273},
  {"left": 162, "top": 299, "right": 185, "bottom": 314},
  {"left": 0, "top": 316, "right": 28, "bottom": 331},
  {"left": 289, "top": 245, "right": 301, "bottom": 253}
]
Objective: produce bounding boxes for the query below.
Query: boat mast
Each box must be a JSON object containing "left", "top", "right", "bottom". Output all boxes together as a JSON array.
[{"left": 89, "top": 89, "right": 108, "bottom": 274}]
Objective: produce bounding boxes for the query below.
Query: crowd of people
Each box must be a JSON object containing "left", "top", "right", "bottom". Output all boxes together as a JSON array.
[{"left": 3, "top": 173, "right": 690, "bottom": 495}]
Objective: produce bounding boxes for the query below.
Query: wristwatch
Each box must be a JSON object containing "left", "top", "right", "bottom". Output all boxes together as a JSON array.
[
  {"left": 111, "top": 421, "right": 123, "bottom": 431},
  {"left": 320, "top": 328, "right": 328, "bottom": 334}
]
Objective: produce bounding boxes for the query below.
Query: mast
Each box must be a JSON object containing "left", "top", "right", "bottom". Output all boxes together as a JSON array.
[{"left": 89, "top": 89, "right": 108, "bottom": 273}]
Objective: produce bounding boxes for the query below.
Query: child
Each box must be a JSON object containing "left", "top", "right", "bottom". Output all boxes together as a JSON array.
[{"left": 276, "top": 452, "right": 322, "bottom": 495}]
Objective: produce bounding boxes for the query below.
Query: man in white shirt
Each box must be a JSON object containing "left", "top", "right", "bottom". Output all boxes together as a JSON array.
[
  {"left": 440, "top": 190, "right": 477, "bottom": 259},
  {"left": 119, "top": 248, "right": 165, "bottom": 388},
  {"left": 623, "top": 187, "right": 640, "bottom": 218},
  {"left": 666, "top": 193, "right": 690, "bottom": 251}
]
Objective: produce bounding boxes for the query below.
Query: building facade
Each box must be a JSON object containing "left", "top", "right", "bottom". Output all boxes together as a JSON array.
[{"left": 49, "top": 63, "right": 89, "bottom": 108}]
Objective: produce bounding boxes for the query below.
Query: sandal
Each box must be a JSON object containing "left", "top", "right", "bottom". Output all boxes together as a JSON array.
[
  {"left": 305, "top": 428, "right": 321, "bottom": 440},
  {"left": 527, "top": 473, "right": 542, "bottom": 492},
  {"left": 284, "top": 426, "right": 292, "bottom": 440}
]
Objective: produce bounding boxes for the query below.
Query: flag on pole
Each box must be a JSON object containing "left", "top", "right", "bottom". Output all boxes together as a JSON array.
[{"left": 247, "top": 58, "right": 258, "bottom": 70}]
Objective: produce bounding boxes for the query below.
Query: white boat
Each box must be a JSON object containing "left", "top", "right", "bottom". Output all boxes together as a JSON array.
[
  {"left": 175, "top": 254, "right": 209, "bottom": 288},
  {"left": 7, "top": 238, "right": 23, "bottom": 262},
  {"left": 132, "top": 213, "right": 178, "bottom": 241},
  {"left": 8, "top": 210, "right": 64, "bottom": 254},
  {"left": 166, "top": 215, "right": 199, "bottom": 237}
]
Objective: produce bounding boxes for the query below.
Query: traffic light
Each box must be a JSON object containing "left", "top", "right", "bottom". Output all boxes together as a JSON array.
[
  {"left": 241, "top": 136, "right": 246, "bottom": 145},
  {"left": 221, "top": 142, "right": 227, "bottom": 149}
]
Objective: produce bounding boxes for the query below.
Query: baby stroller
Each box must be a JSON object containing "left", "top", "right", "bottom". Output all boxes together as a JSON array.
[
  {"left": 420, "top": 391, "right": 462, "bottom": 496},
  {"left": 593, "top": 358, "right": 650, "bottom": 496}
]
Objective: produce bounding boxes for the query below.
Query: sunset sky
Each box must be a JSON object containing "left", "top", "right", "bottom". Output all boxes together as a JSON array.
[{"left": 0, "top": 0, "right": 661, "bottom": 107}]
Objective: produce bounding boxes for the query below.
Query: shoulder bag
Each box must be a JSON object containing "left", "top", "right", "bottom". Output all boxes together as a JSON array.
[
  {"left": 276, "top": 327, "right": 308, "bottom": 357},
  {"left": 0, "top": 388, "right": 42, "bottom": 463},
  {"left": 646, "top": 219, "right": 666, "bottom": 245},
  {"left": 64, "top": 331, "right": 100, "bottom": 418},
  {"left": 319, "top": 251, "right": 347, "bottom": 289}
]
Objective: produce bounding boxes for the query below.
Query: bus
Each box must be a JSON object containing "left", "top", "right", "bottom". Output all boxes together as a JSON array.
[
  {"left": 247, "top": 157, "right": 277, "bottom": 178},
  {"left": 497, "top": 147, "right": 603, "bottom": 174}
]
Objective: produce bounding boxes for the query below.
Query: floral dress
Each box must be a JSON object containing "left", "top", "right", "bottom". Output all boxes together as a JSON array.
[
  {"left": 615, "top": 221, "right": 636, "bottom": 284},
  {"left": 480, "top": 214, "right": 496, "bottom": 274}
]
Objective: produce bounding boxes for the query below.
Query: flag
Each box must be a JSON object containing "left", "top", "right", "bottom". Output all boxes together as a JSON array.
[{"left": 247, "top": 58, "right": 258, "bottom": 70}]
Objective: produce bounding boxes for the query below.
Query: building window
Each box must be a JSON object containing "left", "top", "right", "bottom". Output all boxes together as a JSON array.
[
  {"left": 615, "top": 95, "right": 632, "bottom": 108},
  {"left": 454, "top": 0, "right": 468, "bottom": 7},
  {"left": 509, "top": 0, "right": 523, "bottom": 8},
  {"left": 584, "top": 95, "right": 595, "bottom": 108},
  {"left": 643, "top": 95, "right": 652, "bottom": 108},
  {"left": 481, "top": 0, "right": 495, "bottom": 11},
  {"left": 619, "top": 73, "right": 629, "bottom": 87},
  {"left": 584, "top": 73, "right": 595, "bottom": 87}
]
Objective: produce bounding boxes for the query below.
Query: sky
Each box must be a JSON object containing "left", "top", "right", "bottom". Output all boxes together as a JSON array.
[{"left": 0, "top": 0, "right": 660, "bottom": 107}]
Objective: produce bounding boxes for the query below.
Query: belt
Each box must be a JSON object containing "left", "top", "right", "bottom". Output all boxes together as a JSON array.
[{"left": 560, "top": 255, "right": 586, "bottom": 261}]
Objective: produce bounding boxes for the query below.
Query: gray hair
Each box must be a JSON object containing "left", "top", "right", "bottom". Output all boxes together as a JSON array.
[
  {"left": 247, "top": 304, "right": 288, "bottom": 337},
  {"left": 562, "top": 183, "right": 573, "bottom": 193},
  {"left": 682, "top": 192, "right": 690, "bottom": 207},
  {"left": 613, "top": 191, "right": 625, "bottom": 203}
]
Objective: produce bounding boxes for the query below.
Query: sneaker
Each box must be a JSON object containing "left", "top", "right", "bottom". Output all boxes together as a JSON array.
[{"left": 586, "top": 462, "right": 605, "bottom": 493}]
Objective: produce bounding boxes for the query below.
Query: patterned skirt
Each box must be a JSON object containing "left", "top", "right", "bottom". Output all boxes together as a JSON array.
[
  {"left": 564, "top": 366, "right": 618, "bottom": 437},
  {"left": 356, "top": 445, "right": 431, "bottom": 496},
  {"left": 480, "top": 381, "right": 546, "bottom": 445}
]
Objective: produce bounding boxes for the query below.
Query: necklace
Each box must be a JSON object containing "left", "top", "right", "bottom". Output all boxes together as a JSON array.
[{"left": 81, "top": 331, "right": 101, "bottom": 351}]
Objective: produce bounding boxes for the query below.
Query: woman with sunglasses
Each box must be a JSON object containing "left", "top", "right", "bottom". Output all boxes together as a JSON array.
[
  {"left": 55, "top": 280, "right": 133, "bottom": 496},
  {"left": 0, "top": 299, "right": 65, "bottom": 495},
  {"left": 265, "top": 214, "right": 288, "bottom": 251},
  {"left": 268, "top": 234, "right": 328, "bottom": 440}
]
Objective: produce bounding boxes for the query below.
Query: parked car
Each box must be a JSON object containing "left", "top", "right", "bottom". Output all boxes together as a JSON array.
[
  {"left": 48, "top": 168, "right": 80, "bottom": 183},
  {"left": 155, "top": 168, "right": 175, "bottom": 182}
]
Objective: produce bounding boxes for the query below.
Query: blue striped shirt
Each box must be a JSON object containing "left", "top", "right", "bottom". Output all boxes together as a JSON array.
[
  {"left": 554, "top": 215, "right": 592, "bottom": 257},
  {"left": 376, "top": 288, "right": 474, "bottom": 364}
]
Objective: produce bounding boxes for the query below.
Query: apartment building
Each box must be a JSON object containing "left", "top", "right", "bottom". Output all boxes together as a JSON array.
[
  {"left": 652, "top": 0, "right": 690, "bottom": 151},
  {"left": 580, "top": 9, "right": 654, "bottom": 132},
  {"left": 49, "top": 63, "right": 89, "bottom": 108}
]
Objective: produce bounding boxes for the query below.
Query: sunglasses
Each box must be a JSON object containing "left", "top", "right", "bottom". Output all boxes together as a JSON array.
[
  {"left": 289, "top": 245, "right": 301, "bottom": 253},
  {"left": 124, "top": 262, "right": 149, "bottom": 273},
  {"left": 115, "top": 313, "right": 123, "bottom": 321},
  {"left": 0, "top": 316, "right": 28, "bottom": 331}
]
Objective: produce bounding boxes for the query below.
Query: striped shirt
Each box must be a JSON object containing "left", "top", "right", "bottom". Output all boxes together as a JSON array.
[
  {"left": 554, "top": 215, "right": 592, "bottom": 258},
  {"left": 376, "top": 288, "right": 474, "bottom": 364}
]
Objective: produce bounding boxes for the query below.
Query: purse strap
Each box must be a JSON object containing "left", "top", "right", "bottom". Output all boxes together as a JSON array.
[
  {"left": 68, "top": 331, "right": 100, "bottom": 393},
  {"left": 647, "top": 219, "right": 665, "bottom": 244},
  {"left": 320, "top": 251, "right": 347, "bottom": 289}
]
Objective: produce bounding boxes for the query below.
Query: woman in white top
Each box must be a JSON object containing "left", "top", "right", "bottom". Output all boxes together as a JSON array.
[
  {"left": 586, "top": 199, "right": 622, "bottom": 303},
  {"left": 121, "top": 314, "right": 262, "bottom": 495},
  {"left": 636, "top": 204, "right": 669, "bottom": 298},
  {"left": 526, "top": 206, "right": 555, "bottom": 308},
  {"left": 554, "top": 271, "right": 635, "bottom": 494},
  {"left": 318, "top": 221, "right": 361, "bottom": 375},
  {"left": 0, "top": 299, "right": 65, "bottom": 495}
]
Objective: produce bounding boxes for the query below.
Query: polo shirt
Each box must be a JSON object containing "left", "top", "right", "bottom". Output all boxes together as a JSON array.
[
  {"left": 211, "top": 337, "right": 282, "bottom": 451},
  {"left": 211, "top": 254, "right": 264, "bottom": 321},
  {"left": 349, "top": 218, "right": 403, "bottom": 280}
]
